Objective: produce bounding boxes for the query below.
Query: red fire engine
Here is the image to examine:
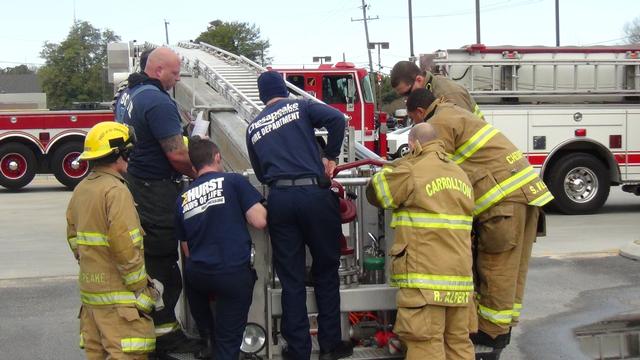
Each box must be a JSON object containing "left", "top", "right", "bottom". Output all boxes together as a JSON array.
[
  {"left": 0, "top": 110, "right": 113, "bottom": 190},
  {"left": 276, "top": 62, "right": 387, "bottom": 157}
]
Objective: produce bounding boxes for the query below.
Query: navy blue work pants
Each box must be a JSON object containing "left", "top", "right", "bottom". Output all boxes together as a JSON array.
[
  {"left": 185, "top": 263, "right": 256, "bottom": 360},
  {"left": 268, "top": 185, "right": 342, "bottom": 359}
]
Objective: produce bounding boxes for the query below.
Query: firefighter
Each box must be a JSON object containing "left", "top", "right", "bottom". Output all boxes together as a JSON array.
[
  {"left": 246, "top": 71, "right": 353, "bottom": 360},
  {"left": 120, "top": 47, "right": 200, "bottom": 354},
  {"left": 366, "top": 123, "right": 475, "bottom": 360},
  {"left": 390, "top": 60, "right": 484, "bottom": 119},
  {"left": 66, "top": 122, "right": 161, "bottom": 359},
  {"left": 176, "top": 137, "right": 267, "bottom": 360},
  {"left": 406, "top": 89, "right": 553, "bottom": 358},
  {"left": 113, "top": 48, "right": 152, "bottom": 122}
]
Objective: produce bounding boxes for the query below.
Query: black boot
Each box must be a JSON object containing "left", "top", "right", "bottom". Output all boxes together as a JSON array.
[{"left": 319, "top": 341, "right": 354, "bottom": 360}]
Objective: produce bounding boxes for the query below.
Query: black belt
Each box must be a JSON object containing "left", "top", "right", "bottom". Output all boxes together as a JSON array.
[{"left": 272, "top": 177, "right": 318, "bottom": 187}]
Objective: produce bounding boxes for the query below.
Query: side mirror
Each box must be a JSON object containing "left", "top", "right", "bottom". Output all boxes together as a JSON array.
[{"left": 346, "top": 77, "right": 356, "bottom": 111}]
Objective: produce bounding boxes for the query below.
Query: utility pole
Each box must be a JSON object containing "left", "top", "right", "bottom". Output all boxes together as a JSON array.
[
  {"left": 351, "top": 0, "right": 378, "bottom": 73},
  {"left": 555, "top": 0, "right": 560, "bottom": 46},
  {"left": 475, "top": 0, "right": 481, "bottom": 44},
  {"left": 164, "top": 19, "right": 170, "bottom": 45},
  {"left": 408, "top": 0, "right": 415, "bottom": 61}
]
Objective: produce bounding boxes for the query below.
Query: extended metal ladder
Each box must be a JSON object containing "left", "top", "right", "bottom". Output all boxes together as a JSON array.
[{"left": 166, "top": 41, "right": 380, "bottom": 160}]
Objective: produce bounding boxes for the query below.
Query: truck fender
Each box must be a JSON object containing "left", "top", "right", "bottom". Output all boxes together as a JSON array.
[{"left": 541, "top": 138, "right": 621, "bottom": 185}]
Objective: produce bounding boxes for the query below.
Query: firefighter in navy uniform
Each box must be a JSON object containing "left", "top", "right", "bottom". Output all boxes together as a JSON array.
[
  {"left": 66, "top": 122, "right": 160, "bottom": 359},
  {"left": 367, "top": 123, "right": 475, "bottom": 360},
  {"left": 391, "top": 60, "right": 484, "bottom": 119},
  {"left": 176, "top": 137, "right": 267, "bottom": 360},
  {"left": 120, "top": 47, "right": 200, "bottom": 355},
  {"left": 246, "top": 71, "right": 353, "bottom": 360},
  {"left": 406, "top": 89, "right": 553, "bottom": 359}
]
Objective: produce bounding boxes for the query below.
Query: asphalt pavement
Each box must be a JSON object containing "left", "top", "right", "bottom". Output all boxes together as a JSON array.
[{"left": 1, "top": 177, "right": 640, "bottom": 359}]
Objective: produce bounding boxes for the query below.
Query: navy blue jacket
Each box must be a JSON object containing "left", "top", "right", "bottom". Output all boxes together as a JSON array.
[{"left": 246, "top": 99, "right": 345, "bottom": 184}]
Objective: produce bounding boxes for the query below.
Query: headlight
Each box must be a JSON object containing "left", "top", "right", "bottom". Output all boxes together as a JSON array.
[{"left": 240, "top": 323, "right": 266, "bottom": 354}]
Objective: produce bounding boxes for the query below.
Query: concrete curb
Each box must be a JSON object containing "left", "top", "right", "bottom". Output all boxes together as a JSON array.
[{"left": 619, "top": 240, "right": 640, "bottom": 261}]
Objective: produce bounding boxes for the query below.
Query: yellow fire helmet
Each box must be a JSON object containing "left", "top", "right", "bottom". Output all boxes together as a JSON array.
[{"left": 79, "top": 122, "right": 136, "bottom": 161}]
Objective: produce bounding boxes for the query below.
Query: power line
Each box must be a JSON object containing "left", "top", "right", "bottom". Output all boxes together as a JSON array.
[{"left": 385, "top": 0, "right": 543, "bottom": 19}]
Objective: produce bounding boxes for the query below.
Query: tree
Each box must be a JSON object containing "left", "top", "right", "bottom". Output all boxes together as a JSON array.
[
  {"left": 196, "top": 20, "right": 272, "bottom": 65},
  {"left": 38, "top": 21, "right": 119, "bottom": 109},
  {"left": 380, "top": 74, "right": 399, "bottom": 105},
  {"left": 0, "top": 65, "right": 36, "bottom": 75},
  {"left": 624, "top": 16, "right": 640, "bottom": 44}
]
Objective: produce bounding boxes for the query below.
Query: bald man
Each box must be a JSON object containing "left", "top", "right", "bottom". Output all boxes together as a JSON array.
[
  {"left": 120, "top": 47, "right": 200, "bottom": 355},
  {"left": 367, "top": 123, "right": 476, "bottom": 360}
]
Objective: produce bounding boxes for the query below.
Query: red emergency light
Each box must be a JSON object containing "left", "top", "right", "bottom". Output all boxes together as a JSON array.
[{"left": 575, "top": 128, "right": 587, "bottom": 137}]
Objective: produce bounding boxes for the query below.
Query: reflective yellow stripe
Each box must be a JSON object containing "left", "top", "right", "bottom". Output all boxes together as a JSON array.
[
  {"left": 473, "top": 104, "right": 484, "bottom": 118},
  {"left": 391, "top": 211, "right": 473, "bottom": 230},
  {"left": 528, "top": 191, "right": 554, "bottom": 207},
  {"left": 80, "top": 290, "right": 136, "bottom": 306},
  {"left": 68, "top": 237, "right": 78, "bottom": 250},
  {"left": 79, "top": 333, "right": 85, "bottom": 349},
  {"left": 76, "top": 232, "right": 109, "bottom": 247},
  {"left": 155, "top": 322, "right": 180, "bottom": 336},
  {"left": 512, "top": 303, "right": 522, "bottom": 317},
  {"left": 450, "top": 123, "right": 500, "bottom": 164},
  {"left": 123, "top": 265, "right": 147, "bottom": 286},
  {"left": 121, "top": 337, "right": 155, "bottom": 353},
  {"left": 136, "top": 292, "right": 154, "bottom": 313},
  {"left": 372, "top": 168, "right": 397, "bottom": 209},
  {"left": 478, "top": 304, "right": 513, "bottom": 325},
  {"left": 473, "top": 166, "right": 539, "bottom": 215},
  {"left": 390, "top": 273, "right": 474, "bottom": 291},
  {"left": 129, "top": 228, "right": 143, "bottom": 247}
]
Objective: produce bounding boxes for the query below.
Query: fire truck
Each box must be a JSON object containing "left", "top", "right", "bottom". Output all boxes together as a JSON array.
[
  {"left": 0, "top": 110, "right": 113, "bottom": 190},
  {"left": 276, "top": 63, "right": 387, "bottom": 156},
  {"left": 412, "top": 44, "right": 640, "bottom": 215}
]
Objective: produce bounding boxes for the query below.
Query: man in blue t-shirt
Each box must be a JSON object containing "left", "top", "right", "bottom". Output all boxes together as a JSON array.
[
  {"left": 246, "top": 71, "right": 352, "bottom": 360},
  {"left": 121, "top": 47, "right": 198, "bottom": 354},
  {"left": 176, "top": 137, "right": 267, "bottom": 360}
]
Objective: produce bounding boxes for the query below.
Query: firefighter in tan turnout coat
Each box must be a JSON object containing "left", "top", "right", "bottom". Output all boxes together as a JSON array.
[
  {"left": 367, "top": 123, "right": 476, "bottom": 360},
  {"left": 406, "top": 89, "right": 553, "bottom": 356},
  {"left": 66, "top": 122, "right": 160, "bottom": 359}
]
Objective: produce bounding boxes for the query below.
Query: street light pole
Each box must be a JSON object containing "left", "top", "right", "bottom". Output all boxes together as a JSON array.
[
  {"left": 475, "top": 0, "right": 481, "bottom": 44},
  {"left": 408, "top": 0, "right": 415, "bottom": 61},
  {"left": 164, "top": 19, "right": 170, "bottom": 45},
  {"left": 368, "top": 42, "right": 389, "bottom": 111},
  {"left": 555, "top": 0, "right": 560, "bottom": 46}
]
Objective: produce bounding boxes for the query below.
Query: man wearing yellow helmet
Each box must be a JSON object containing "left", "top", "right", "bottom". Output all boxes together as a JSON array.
[{"left": 66, "top": 122, "right": 162, "bottom": 359}]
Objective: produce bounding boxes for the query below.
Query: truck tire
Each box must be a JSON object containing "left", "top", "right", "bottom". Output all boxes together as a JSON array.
[
  {"left": 0, "top": 143, "right": 37, "bottom": 190},
  {"left": 547, "top": 153, "right": 610, "bottom": 214},
  {"left": 51, "top": 142, "right": 89, "bottom": 189}
]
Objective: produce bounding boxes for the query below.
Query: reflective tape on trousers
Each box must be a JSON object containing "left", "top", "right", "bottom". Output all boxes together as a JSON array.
[
  {"left": 121, "top": 337, "right": 155, "bottom": 353},
  {"left": 478, "top": 304, "right": 513, "bottom": 325}
]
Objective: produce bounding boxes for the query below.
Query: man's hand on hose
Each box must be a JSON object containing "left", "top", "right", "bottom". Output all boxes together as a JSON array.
[{"left": 323, "top": 158, "right": 337, "bottom": 179}]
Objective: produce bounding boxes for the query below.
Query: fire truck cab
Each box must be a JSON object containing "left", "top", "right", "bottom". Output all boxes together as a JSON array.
[{"left": 276, "top": 63, "right": 386, "bottom": 156}]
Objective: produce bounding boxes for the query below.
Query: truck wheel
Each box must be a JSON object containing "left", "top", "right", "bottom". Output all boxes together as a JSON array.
[
  {"left": 547, "top": 153, "right": 610, "bottom": 214},
  {"left": 0, "top": 143, "right": 37, "bottom": 190},
  {"left": 51, "top": 142, "right": 89, "bottom": 189}
]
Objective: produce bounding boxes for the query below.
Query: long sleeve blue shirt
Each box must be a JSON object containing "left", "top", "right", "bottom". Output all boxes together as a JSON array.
[{"left": 246, "top": 99, "right": 346, "bottom": 184}]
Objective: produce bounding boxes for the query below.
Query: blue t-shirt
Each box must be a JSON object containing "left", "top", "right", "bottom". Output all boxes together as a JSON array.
[
  {"left": 175, "top": 172, "right": 263, "bottom": 274},
  {"left": 123, "top": 82, "right": 182, "bottom": 180},
  {"left": 246, "top": 99, "right": 345, "bottom": 184}
]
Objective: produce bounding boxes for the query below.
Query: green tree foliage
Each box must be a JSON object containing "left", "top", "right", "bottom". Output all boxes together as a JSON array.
[
  {"left": 38, "top": 21, "right": 119, "bottom": 109},
  {"left": 196, "top": 20, "right": 271, "bottom": 65},
  {"left": 380, "top": 74, "right": 399, "bottom": 105},
  {"left": 624, "top": 16, "right": 640, "bottom": 44},
  {"left": 0, "top": 65, "right": 36, "bottom": 75}
]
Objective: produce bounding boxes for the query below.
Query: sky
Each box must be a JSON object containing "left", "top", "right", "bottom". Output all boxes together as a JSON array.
[{"left": 0, "top": 0, "right": 638, "bottom": 74}]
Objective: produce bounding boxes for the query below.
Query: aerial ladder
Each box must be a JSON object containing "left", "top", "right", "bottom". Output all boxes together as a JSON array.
[{"left": 113, "top": 42, "right": 401, "bottom": 359}]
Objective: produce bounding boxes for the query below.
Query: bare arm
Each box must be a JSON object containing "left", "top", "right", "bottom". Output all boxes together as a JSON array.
[
  {"left": 159, "top": 134, "right": 197, "bottom": 178},
  {"left": 245, "top": 203, "right": 267, "bottom": 230},
  {"left": 180, "top": 241, "right": 190, "bottom": 258}
]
